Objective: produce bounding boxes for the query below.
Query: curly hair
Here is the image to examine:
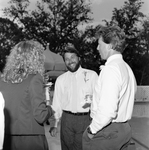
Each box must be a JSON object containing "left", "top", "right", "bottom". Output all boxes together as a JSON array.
[
  {"left": 95, "top": 25, "right": 127, "bottom": 53},
  {"left": 1, "top": 40, "right": 45, "bottom": 83}
]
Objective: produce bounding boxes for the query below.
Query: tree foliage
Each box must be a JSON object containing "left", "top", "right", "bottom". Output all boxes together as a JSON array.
[
  {"left": 0, "top": 17, "right": 24, "bottom": 71},
  {"left": 2, "top": 0, "right": 92, "bottom": 52},
  {"left": 134, "top": 17, "right": 149, "bottom": 85}
]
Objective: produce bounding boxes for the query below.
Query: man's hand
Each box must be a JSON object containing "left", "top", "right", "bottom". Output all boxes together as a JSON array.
[
  {"left": 49, "top": 127, "right": 58, "bottom": 137},
  {"left": 87, "top": 132, "right": 94, "bottom": 139},
  {"left": 87, "top": 126, "right": 95, "bottom": 139}
]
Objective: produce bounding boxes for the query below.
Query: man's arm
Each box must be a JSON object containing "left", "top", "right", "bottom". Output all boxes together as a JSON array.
[
  {"left": 90, "top": 67, "right": 120, "bottom": 134},
  {"left": 30, "top": 74, "right": 54, "bottom": 124},
  {"left": 49, "top": 77, "right": 63, "bottom": 136}
]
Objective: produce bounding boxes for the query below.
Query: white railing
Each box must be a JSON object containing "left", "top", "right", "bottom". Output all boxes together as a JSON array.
[
  {"left": 133, "top": 86, "right": 149, "bottom": 117},
  {"left": 135, "top": 86, "right": 149, "bottom": 102}
]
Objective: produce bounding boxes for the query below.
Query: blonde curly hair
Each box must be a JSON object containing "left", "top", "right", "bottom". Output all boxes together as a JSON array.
[{"left": 1, "top": 40, "right": 45, "bottom": 83}]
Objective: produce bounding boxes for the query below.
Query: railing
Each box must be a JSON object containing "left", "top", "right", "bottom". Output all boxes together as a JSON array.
[
  {"left": 133, "top": 86, "right": 149, "bottom": 117},
  {"left": 135, "top": 86, "right": 149, "bottom": 102},
  {"left": 132, "top": 86, "right": 149, "bottom": 150}
]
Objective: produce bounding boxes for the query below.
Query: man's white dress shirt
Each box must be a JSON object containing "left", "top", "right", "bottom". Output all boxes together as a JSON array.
[
  {"left": 52, "top": 66, "right": 98, "bottom": 127},
  {"left": 0, "top": 92, "right": 5, "bottom": 150},
  {"left": 90, "top": 54, "right": 137, "bottom": 134}
]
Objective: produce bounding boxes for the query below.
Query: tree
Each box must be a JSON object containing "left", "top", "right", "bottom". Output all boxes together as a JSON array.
[
  {"left": 133, "top": 16, "right": 149, "bottom": 85},
  {"left": 0, "top": 17, "right": 24, "bottom": 72},
  {"left": 3, "top": 0, "right": 92, "bottom": 52},
  {"left": 3, "top": 0, "right": 30, "bottom": 23}
]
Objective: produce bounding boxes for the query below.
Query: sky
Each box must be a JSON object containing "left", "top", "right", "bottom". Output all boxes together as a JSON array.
[
  {"left": 90, "top": 0, "right": 149, "bottom": 25},
  {"left": 0, "top": 0, "right": 149, "bottom": 27}
]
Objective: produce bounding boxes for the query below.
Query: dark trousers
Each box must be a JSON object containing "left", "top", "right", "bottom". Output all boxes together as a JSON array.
[
  {"left": 3, "top": 134, "right": 49, "bottom": 150},
  {"left": 60, "top": 111, "right": 91, "bottom": 150},
  {"left": 82, "top": 122, "right": 131, "bottom": 150}
]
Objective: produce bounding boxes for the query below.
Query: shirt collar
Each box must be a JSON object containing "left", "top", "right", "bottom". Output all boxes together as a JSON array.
[
  {"left": 68, "top": 66, "right": 82, "bottom": 77},
  {"left": 106, "top": 54, "right": 122, "bottom": 65}
]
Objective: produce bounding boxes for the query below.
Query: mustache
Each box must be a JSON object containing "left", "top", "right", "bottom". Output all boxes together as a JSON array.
[{"left": 68, "top": 62, "right": 76, "bottom": 65}]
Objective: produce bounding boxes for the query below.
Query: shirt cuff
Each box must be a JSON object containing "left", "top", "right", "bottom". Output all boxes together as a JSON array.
[
  {"left": 54, "top": 119, "right": 59, "bottom": 127},
  {"left": 89, "top": 125, "right": 98, "bottom": 134},
  {"left": 48, "top": 117, "right": 59, "bottom": 127}
]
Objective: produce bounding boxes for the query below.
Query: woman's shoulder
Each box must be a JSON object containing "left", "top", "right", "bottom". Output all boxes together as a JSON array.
[{"left": 29, "top": 73, "right": 44, "bottom": 85}]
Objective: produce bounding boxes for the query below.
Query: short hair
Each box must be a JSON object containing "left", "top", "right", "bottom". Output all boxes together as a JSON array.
[
  {"left": 95, "top": 25, "right": 126, "bottom": 53},
  {"left": 62, "top": 45, "right": 80, "bottom": 59},
  {"left": 1, "top": 40, "right": 45, "bottom": 83}
]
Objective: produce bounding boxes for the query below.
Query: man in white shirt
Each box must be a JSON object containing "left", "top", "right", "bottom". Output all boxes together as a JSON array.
[
  {"left": 82, "top": 25, "right": 137, "bottom": 150},
  {"left": 0, "top": 92, "right": 5, "bottom": 150},
  {"left": 50, "top": 45, "right": 98, "bottom": 150}
]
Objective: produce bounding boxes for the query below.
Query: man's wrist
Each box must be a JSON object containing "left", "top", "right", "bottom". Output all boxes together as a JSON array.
[{"left": 87, "top": 126, "right": 96, "bottom": 135}]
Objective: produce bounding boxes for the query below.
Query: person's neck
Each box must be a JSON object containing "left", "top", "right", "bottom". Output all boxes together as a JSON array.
[{"left": 108, "top": 50, "right": 120, "bottom": 59}]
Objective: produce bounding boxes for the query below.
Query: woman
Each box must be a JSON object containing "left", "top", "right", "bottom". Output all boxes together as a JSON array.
[{"left": 0, "top": 40, "right": 54, "bottom": 150}]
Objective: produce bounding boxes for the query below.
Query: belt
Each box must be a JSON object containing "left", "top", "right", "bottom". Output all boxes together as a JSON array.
[
  {"left": 63, "top": 110, "right": 89, "bottom": 116},
  {"left": 113, "top": 121, "right": 128, "bottom": 124}
]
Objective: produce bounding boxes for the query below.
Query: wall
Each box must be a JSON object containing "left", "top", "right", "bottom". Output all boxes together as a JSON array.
[{"left": 132, "top": 86, "right": 149, "bottom": 117}]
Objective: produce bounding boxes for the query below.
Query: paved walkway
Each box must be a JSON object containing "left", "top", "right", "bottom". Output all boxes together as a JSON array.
[
  {"left": 44, "top": 119, "right": 61, "bottom": 150},
  {"left": 44, "top": 117, "right": 149, "bottom": 150},
  {"left": 129, "top": 117, "right": 149, "bottom": 150}
]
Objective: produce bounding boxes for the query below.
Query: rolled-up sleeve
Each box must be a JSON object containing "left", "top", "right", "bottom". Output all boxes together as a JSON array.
[{"left": 51, "top": 77, "right": 63, "bottom": 127}]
